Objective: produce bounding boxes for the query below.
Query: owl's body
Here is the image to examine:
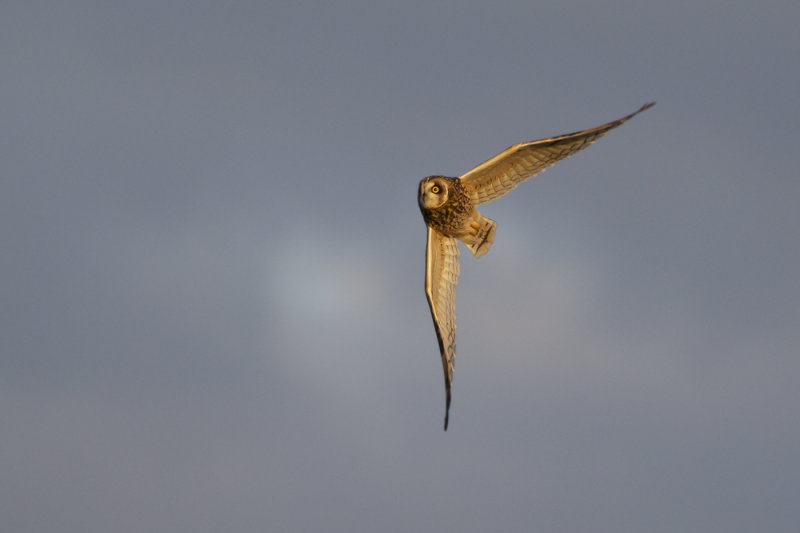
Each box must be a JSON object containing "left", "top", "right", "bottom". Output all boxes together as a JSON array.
[
  {"left": 419, "top": 176, "right": 497, "bottom": 257},
  {"left": 419, "top": 102, "right": 655, "bottom": 430}
]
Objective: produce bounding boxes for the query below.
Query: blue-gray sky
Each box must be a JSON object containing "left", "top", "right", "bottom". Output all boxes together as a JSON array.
[{"left": 2, "top": 1, "right": 799, "bottom": 532}]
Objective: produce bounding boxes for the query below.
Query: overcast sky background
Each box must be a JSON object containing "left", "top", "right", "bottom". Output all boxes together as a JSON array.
[{"left": 2, "top": 1, "right": 799, "bottom": 532}]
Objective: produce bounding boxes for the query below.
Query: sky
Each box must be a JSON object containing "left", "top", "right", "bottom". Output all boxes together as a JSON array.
[{"left": 2, "top": 1, "right": 799, "bottom": 532}]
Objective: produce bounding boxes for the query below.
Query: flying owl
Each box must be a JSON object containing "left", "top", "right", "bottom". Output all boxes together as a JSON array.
[{"left": 419, "top": 102, "right": 654, "bottom": 430}]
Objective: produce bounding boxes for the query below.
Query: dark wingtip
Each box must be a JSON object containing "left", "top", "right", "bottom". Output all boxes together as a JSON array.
[
  {"left": 616, "top": 102, "right": 655, "bottom": 127},
  {"left": 443, "top": 394, "right": 451, "bottom": 431}
]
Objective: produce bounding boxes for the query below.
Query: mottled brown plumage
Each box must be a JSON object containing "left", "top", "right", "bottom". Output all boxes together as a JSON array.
[{"left": 419, "top": 102, "right": 654, "bottom": 430}]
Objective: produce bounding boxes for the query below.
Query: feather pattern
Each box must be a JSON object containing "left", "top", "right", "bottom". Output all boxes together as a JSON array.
[
  {"left": 460, "top": 102, "right": 655, "bottom": 205},
  {"left": 424, "top": 226, "right": 460, "bottom": 430}
]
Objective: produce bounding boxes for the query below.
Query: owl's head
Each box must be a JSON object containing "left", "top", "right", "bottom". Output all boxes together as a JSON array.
[{"left": 418, "top": 176, "right": 451, "bottom": 210}]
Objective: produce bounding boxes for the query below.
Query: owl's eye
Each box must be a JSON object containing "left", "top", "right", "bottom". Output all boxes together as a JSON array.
[{"left": 431, "top": 185, "right": 440, "bottom": 194}]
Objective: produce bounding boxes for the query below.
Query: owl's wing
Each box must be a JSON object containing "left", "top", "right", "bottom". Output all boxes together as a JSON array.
[
  {"left": 460, "top": 102, "right": 654, "bottom": 205},
  {"left": 424, "top": 226, "right": 460, "bottom": 430}
]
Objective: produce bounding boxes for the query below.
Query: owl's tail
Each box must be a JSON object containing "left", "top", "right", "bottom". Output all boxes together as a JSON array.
[{"left": 462, "top": 213, "right": 496, "bottom": 258}]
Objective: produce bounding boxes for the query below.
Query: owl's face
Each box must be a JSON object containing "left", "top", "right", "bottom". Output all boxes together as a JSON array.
[{"left": 419, "top": 176, "right": 451, "bottom": 210}]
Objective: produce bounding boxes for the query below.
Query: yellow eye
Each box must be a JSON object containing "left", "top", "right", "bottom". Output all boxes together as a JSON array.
[{"left": 431, "top": 185, "right": 440, "bottom": 194}]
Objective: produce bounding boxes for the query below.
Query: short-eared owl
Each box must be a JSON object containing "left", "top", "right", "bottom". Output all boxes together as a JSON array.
[{"left": 419, "top": 102, "right": 654, "bottom": 430}]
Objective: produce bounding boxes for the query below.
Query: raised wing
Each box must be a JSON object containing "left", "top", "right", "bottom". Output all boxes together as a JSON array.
[
  {"left": 424, "top": 226, "right": 460, "bottom": 430},
  {"left": 460, "top": 102, "right": 654, "bottom": 205}
]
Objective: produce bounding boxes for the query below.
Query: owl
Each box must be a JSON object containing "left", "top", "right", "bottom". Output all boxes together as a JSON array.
[{"left": 419, "top": 102, "right": 654, "bottom": 430}]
